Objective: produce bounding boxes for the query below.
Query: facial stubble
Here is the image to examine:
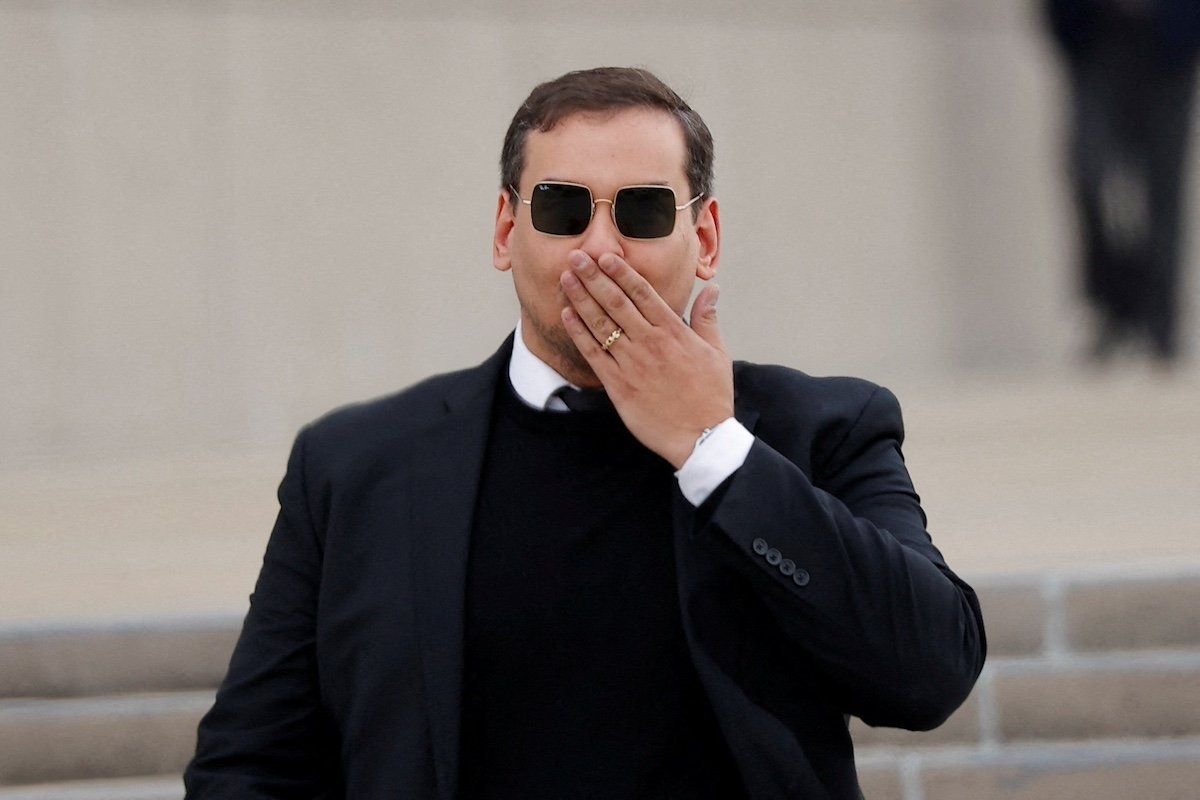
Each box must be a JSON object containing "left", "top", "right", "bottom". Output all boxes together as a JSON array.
[{"left": 517, "top": 290, "right": 603, "bottom": 388}]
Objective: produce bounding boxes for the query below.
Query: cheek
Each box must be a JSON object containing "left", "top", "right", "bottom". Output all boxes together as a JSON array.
[
  {"left": 632, "top": 242, "right": 695, "bottom": 310},
  {"left": 511, "top": 236, "right": 570, "bottom": 301}
]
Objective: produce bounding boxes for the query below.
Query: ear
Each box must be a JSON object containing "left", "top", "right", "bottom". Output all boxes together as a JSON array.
[
  {"left": 493, "top": 189, "right": 517, "bottom": 272},
  {"left": 693, "top": 196, "right": 721, "bottom": 281}
]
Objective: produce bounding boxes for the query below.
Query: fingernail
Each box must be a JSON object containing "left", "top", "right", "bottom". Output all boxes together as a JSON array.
[
  {"left": 570, "top": 251, "right": 588, "bottom": 270},
  {"left": 709, "top": 284, "right": 720, "bottom": 308}
]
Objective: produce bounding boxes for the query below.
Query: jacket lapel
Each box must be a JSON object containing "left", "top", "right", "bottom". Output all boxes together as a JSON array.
[{"left": 410, "top": 333, "right": 513, "bottom": 800}]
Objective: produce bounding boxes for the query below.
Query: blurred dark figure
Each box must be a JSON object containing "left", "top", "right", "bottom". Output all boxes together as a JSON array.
[{"left": 1044, "top": 0, "right": 1200, "bottom": 364}]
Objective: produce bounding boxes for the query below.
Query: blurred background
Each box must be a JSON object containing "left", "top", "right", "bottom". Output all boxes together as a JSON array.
[{"left": 2, "top": 1, "right": 1198, "bottom": 798}]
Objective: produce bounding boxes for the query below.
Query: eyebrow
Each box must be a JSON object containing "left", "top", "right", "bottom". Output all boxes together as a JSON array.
[{"left": 540, "top": 177, "right": 673, "bottom": 187}]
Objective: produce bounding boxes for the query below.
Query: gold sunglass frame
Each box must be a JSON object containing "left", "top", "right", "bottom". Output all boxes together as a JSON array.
[{"left": 508, "top": 181, "right": 704, "bottom": 240}]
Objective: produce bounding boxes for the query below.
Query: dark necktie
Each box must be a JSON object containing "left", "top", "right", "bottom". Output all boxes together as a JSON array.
[{"left": 553, "top": 385, "right": 614, "bottom": 413}]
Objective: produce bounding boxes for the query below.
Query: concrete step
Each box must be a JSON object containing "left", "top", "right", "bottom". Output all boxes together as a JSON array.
[
  {"left": 0, "top": 617, "right": 238, "bottom": 698},
  {"left": 991, "top": 650, "right": 1200, "bottom": 742},
  {"left": 0, "top": 775, "right": 181, "bottom": 800},
  {"left": 852, "top": 649, "right": 1200, "bottom": 749},
  {"left": 856, "top": 737, "right": 1200, "bottom": 800},
  {"left": 0, "top": 692, "right": 211, "bottom": 786},
  {"left": 976, "top": 567, "right": 1200, "bottom": 657}
]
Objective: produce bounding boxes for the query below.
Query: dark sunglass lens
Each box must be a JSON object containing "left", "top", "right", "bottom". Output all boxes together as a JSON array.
[
  {"left": 530, "top": 183, "right": 592, "bottom": 235},
  {"left": 614, "top": 187, "right": 676, "bottom": 238}
]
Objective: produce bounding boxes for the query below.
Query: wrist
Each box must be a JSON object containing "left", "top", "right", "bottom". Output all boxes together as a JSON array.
[{"left": 669, "top": 418, "right": 732, "bottom": 470}]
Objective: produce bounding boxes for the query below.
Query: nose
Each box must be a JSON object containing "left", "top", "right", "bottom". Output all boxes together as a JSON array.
[{"left": 578, "top": 199, "right": 624, "bottom": 262}]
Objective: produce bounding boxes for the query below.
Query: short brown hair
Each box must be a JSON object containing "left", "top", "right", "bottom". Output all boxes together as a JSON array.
[{"left": 500, "top": 67, "right": 714, "bottom": 211}]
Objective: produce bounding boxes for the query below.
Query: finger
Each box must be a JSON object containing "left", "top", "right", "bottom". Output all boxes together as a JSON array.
[
  {"left": 560, "top": 305, "right": 619, "bottom": 377},
  {"left": 559, "top": 269, "right": 631, "bottom": 359},
  {"left": 595, "top": 252, "right": 680, "bottom": 328},
  {"left": 567, "top": 250, "right": 653, "bottom": 336},
  {"left": 688, "top": 283, "right": 726, "bottom": 351}
]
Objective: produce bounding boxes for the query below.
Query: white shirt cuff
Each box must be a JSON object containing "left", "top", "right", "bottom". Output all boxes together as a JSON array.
[{"left": 673, "top": 418, "right": 755, "bottom": 507}]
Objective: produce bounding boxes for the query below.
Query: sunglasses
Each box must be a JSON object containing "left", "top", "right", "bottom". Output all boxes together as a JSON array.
[{"left": 510, "top": 181, "right": 703, "bottom": 240}]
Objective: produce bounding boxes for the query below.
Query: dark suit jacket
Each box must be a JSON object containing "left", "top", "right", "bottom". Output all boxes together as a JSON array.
[{"left": 184, "top": 332, "right": 986, "bottom": 800}]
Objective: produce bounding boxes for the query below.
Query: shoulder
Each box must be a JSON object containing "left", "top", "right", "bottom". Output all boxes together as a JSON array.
[
  {"left": 734, "top": 361, "right": 886, "bottom": 414},
  {"left": 292, "top": 362, "right": 486, "bottom": 475},
  {"left": 300, "top": 332, "right": 513, "bottom": 450},
  {"left": 310, "top": 368, "right": 465, "bottom": 436},
  {"left": 733, "top": 360, "right": 904, "bottom": 471}
]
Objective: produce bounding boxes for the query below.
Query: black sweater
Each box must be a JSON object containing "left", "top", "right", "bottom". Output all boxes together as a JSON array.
[{"left": 458, "top": 376, "right": 745, "bottom": 798}]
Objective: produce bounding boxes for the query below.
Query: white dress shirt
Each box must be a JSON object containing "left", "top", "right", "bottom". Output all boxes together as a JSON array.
[{"left": 507, "top": 319, "right": 755, "bottom": 507}]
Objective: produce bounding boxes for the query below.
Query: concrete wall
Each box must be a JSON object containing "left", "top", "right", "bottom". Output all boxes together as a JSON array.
[{"left": 3, "top": 0, "right": 1197, "bottom": 461}]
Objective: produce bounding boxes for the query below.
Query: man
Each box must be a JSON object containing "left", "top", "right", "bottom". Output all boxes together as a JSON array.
[
  {"left": 185, "top": 67, "right": 986, "bottom": 799},
  {"left": 1043, "top": 0, "right": 1200, "bottom": 364}
]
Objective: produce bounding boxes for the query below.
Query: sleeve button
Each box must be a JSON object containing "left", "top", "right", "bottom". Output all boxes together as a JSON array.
[
  {"left": 752, "top": 538, "right": 769, "bottom": 555},
  {"left": 765, "top": 548, "right": 782, "bottom": 566},
  {"left": 779, "top": 558, "right": 796, "bottom": 576},
  {"left": 792, "top": 569, "right": 810, "bottom": 587}
]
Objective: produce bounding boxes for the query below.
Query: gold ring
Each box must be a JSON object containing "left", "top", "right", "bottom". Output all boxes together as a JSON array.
[{"left": 600, "top": 327, "right": 623, "bottom": 351}]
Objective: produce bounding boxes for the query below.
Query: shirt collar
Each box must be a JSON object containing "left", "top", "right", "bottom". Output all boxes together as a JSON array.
[{"left": 508, "top": 318, "right": 577, "bottom": 410}]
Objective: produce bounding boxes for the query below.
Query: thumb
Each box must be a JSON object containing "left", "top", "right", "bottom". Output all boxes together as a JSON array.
[{"left": 689, "top": 283, "right": 724, "bottom": 346}]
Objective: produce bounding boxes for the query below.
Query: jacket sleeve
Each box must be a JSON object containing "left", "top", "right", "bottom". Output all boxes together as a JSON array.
[
  {"left": 697, "top": 385, "right": 986, "bottom": 731},
  {"left": 184, "top": 425, "right": 341, "bottom": 798}
]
